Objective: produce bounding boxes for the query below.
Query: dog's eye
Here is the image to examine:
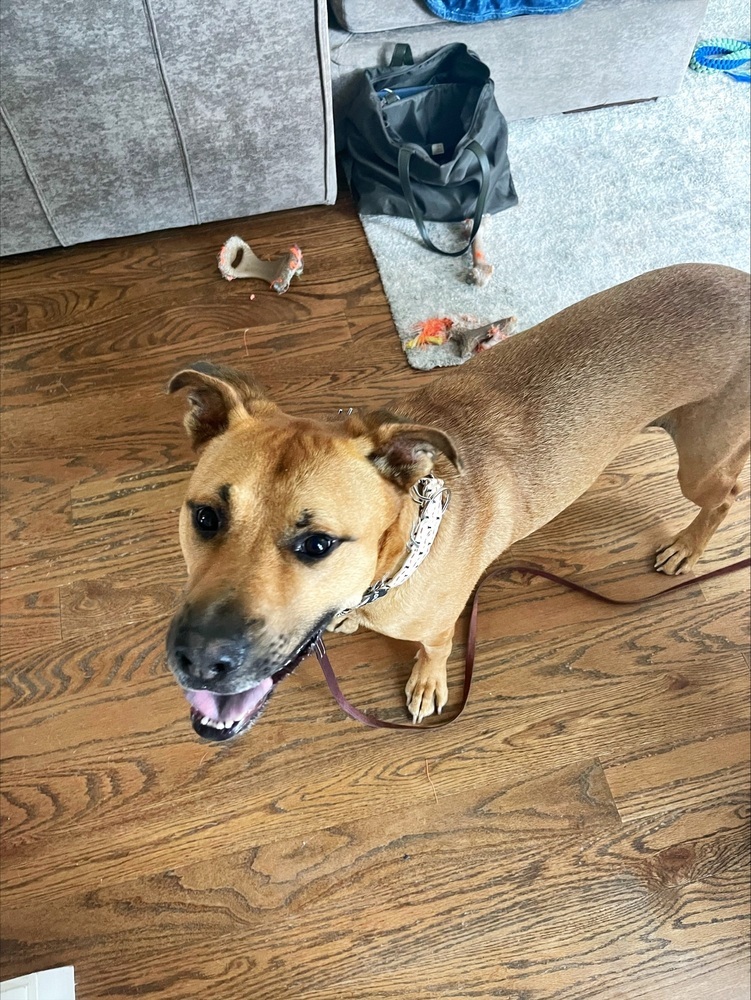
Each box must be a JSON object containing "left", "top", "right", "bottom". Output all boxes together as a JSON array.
[
  {"left": 295, "top": 533, "right": 338, "bottom": 562},
  {"left": 193, "top": 505, "right": 221, "bottom": 539}
]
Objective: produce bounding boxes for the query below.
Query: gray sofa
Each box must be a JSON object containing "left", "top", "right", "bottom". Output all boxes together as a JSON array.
[
  {"left": 0, "top": 0, "right": 708, "bottom": 256},
  {"left": 0, "top": 0, "right": 336, "bottom": 256},
  {"left": 329, "top": 0, "right": 710, "bottom": 135}
]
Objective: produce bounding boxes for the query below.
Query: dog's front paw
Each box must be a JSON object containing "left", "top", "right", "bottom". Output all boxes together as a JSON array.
[
  {"left": 405, "top": 656, "right": 448, "bottom": 724},
  {"left": 326, "top": 614, "right": 359, "bottom": 635},
  {"left": 655, "top": 538, "right": 701, "bottom": 576}
]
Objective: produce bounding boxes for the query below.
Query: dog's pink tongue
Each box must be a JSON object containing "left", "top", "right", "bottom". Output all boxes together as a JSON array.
[{"left": 185, "top": 679, "right": 272, "bottom": 723}]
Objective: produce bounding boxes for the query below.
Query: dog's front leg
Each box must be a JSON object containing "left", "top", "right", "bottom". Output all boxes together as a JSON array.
[{"left": 405, "top": 625, "right": 454, "bottom": 723}]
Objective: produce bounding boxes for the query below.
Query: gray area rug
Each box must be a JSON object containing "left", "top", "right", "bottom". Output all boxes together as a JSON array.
[{"left": 360, "top": 0, "right": 751, "bottom": 370}]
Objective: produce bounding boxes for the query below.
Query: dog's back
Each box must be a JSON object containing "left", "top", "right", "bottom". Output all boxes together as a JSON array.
[
  {"left": 404, "top": 263, "right": 750, "bottom": 544},
  {"left": 416, "top": 263, "right": 748, "bottom": 432}
]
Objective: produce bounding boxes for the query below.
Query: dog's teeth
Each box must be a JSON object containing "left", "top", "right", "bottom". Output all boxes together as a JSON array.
[{"left": 199, "top": 716, "right": 227, "bottom": 729}]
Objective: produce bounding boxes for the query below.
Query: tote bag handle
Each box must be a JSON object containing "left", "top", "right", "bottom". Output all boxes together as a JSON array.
[
  {"left": 398, "top": 140, "right": 490, "bottom": 256},
  {"left": 389, "top": 43, "right": 414, "bottom": 68}
]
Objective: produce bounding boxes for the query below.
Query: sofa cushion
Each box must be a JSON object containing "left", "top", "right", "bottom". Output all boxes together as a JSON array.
[
  {"left": 330, "top": 0, "right": 709, "bottom": 135},
  {"left": 329, "top": 0, "right": 584, "bottom": 32},
  {"left": 329, "top": 0, "right": 439, "bottom": 33},
  {"left": 1, "top": 0, "right": 336, "bottom": 255}
]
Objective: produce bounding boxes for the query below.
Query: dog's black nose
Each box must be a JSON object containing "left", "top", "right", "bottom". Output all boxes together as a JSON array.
[
  {"left": 167, "top": 601, "right": 250, "bottom": 685},
  {"left": 172, "top": 638, "right": 246, "bottom": 682}
]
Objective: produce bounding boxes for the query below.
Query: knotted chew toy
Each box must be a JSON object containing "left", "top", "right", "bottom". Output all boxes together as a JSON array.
[
  {"left": 690, "top": 38, "right": 750, "bottom": 82},
  {"left": 218, "top": 235, "right": 304, "bottom": 293}
]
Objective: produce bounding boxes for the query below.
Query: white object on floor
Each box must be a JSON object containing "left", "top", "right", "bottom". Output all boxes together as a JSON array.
[{"left": 1, "top": 967, "right": 75, "bottom": 1000}]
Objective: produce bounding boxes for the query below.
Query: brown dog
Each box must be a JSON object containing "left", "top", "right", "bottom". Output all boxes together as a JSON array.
[{"left": 166, "top": 263, "right": 750, "bottom": 740}]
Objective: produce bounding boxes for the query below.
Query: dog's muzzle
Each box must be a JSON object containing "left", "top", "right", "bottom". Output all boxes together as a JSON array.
[{"left": 166, "top": 603, "right": 330, "bottom": 742}]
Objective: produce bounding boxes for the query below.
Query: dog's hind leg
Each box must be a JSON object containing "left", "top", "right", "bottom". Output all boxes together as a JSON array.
[
  {"left": 655, "top": 474, "right": 745, "bottom": 575},
  {"left": 654, "top": 391, "right": 750, "bottom": 575},
  {"left": 405, "top": 625, "right": 454, "bottom": 724}
]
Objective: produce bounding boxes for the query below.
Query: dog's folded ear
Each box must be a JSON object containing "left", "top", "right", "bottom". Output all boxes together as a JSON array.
[
  {"left": 167, "top": 361, "right": 270, "bottom": 450},
  {"left": 352, "top": 409, "right": 464, "bottom": 487}
]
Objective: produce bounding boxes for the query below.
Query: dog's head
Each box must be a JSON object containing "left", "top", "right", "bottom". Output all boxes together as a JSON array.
[{"left": 165, "top": 362, "right": 461, "bottom": 741}]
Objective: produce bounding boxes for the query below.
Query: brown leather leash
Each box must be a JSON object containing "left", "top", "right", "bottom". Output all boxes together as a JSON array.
[{"left": 315, "top": 556, "right": 750, "bottom": 730}]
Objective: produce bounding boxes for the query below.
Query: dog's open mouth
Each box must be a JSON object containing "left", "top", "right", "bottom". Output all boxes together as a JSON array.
[
  {"left": 185, "top": 679, "right": 273, "bottom": 741},
  {"left": 182, "top": 632, "right": 322, "bottom": 742}
]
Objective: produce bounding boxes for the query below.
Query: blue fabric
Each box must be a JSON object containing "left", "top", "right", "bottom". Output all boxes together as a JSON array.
[{"left": 424, "top": 0, "right": 585, "bottom": 23}]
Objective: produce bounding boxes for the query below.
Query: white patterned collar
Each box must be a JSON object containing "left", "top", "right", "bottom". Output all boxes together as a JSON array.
[{"left": 344, "top": 475, "right": 450, "bottom": 613}]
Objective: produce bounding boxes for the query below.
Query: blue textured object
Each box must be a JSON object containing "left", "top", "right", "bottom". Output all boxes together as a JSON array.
[
  {"left": 690, "top": 38, "right": 751, "bottom": 82},
  {"left": 424, "top": 0, "right": 585, "bottom": 24}
]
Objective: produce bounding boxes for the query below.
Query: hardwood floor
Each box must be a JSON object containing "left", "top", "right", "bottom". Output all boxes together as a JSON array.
[{"left": 1, "top": 197, "right": 749, "bottom": 1000}]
